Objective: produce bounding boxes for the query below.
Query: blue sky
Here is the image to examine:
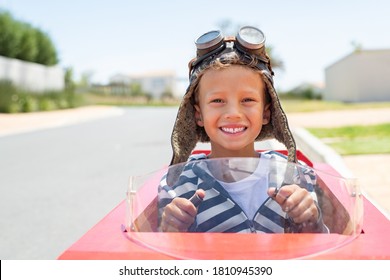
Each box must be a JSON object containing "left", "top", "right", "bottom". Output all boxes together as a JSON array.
[{"left": 1, "top": 0, "right": 389, "bottom": 91}]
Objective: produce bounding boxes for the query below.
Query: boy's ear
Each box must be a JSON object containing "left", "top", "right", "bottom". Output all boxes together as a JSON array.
[
  {"left": 194, "top": 104, "right": 204, "bottom": 127},
  {"left": 262, "top": 103, "right": 271, "bottom": 125}
]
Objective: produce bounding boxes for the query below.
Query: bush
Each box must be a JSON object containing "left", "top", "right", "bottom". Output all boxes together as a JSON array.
[
  {"left": 282, "top": 86, "right": 323, "bottom": 100},
  {"left": 19, "top": 95, "right": 37, "bottom": 112},
  {"left": 0, "top": 80, "right": 18, "bottom": 112},
  {"left": 38, "top": 98, "right": 56, "bottom": 111},
  {"left": 0, "top": 79, "right": 84, "bottom": 113}
]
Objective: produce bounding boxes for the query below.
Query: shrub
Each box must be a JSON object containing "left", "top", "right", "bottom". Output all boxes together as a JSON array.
[
  {"left": 0, "top": 79, "right": 84, "bottom": 113},
  {"left": 20, "top": 96, "right": 38, "bottom": 112},
  {"left": 0, "top": 80, "right": 18, "bottom": 113}
]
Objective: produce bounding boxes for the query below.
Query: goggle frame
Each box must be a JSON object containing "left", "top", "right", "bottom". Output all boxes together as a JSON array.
[{"left": 189, "top": 26, "right": 270, "bottom": 76}]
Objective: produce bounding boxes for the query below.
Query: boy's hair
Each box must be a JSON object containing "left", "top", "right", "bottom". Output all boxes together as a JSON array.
[{"left": 169, "top": 30, "right": 296, "bottom": 166}]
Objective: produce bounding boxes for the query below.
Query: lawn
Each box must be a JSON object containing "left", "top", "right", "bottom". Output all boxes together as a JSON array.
[{"left": 307, "top": 123, "right": 390, "bottom": 155}]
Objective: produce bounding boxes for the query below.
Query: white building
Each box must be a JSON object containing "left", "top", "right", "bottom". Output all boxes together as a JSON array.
[
  {"left": 109, "top": 70, "right": 179, "bottom": 99},
  {"left": 324, "top": 49, "right": 390, "bottom": 102}
]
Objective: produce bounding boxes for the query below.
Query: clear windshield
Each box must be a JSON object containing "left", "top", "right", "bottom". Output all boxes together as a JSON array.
[{"left": 124, "top": 156, "right": 363, "bottom": 259}]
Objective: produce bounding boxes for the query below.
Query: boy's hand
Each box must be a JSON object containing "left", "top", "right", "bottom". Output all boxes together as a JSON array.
[
  {"left": 268, "top": 185, "right": 319, "bottom": 228},
  {"left": 161, "top": 189, "right": 205, "bottom": 232}
]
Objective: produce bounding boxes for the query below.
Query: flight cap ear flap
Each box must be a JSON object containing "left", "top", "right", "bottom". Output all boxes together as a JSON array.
[
  {"left": 261, "top": 76, "right": 297, "bottom": 163},
  {"left": 170, "top": 87, "right": 199, "bottom": 165}
]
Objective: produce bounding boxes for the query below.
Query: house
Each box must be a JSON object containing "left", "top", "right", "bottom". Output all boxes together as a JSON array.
[
  {"left": 109, "top": 70, "right": 178, "bottom": 99},
  {"left": 324, "top": 49, "right": 390, "bottom": 102}
]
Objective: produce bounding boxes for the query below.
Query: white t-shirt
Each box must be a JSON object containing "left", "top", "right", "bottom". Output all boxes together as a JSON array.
[{"left": 217, "top": 157, "right": 269, "bottom": 219}]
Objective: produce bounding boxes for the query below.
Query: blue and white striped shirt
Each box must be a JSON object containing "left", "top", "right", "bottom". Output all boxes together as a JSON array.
[{"left": 158, "top": 151, "right": 325, "bottom": 233}]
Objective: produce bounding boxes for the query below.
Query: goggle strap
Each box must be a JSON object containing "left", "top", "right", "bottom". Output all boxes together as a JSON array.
[
  {"left": 189, "top": 43, "right": 227, "bottom": 75},
  {"left": 188, "top": 58, "right": 197, "bottom": 77}
]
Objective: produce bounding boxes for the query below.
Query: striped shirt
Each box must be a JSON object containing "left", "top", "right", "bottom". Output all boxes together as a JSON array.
[{"left": 158, "top": 151, "right": 326, "bottom": 233}]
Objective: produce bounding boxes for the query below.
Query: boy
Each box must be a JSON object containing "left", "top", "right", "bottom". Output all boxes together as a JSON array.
[{"left": 158, "top": 26, "right": 327, "bottom": 233}]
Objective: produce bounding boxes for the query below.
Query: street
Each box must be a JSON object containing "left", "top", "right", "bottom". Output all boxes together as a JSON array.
[{"left": 0, "top": 107, "right": 178, "bottom": 259}]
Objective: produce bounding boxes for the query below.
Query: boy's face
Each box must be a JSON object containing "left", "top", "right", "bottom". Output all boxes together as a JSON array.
[{"left": 194, "top": 65, "right": 271, "bottom": 158}]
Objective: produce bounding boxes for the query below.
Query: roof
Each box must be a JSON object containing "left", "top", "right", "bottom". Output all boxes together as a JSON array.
[{"left": 325, "top": 49, "right": 390, "bottom": 71}]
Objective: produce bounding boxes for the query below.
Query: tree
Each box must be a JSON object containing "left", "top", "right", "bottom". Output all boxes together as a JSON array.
[
  {"left": 0, "top": 11, "right": 21, "bottom": 58},
  {"left": 351, "top": 40, "right": 363, "bottom": 53},
  {"left": 34, "top": 29, "right": 58, "bottom": 65},
  {"left": 0, "top": 10, "right": 58, "bottom": 65},
  {"left": 64, "top": 67, "right": 76, "bottom": 93},
  {"left": 130, "top": 82, "right": 144, "bottom": 97},
  {"left": 16, "top": 23, "right": 38, "bottom": 62},
  {"left": 78, "top": 71, "right": 94, "bottom": 89}
]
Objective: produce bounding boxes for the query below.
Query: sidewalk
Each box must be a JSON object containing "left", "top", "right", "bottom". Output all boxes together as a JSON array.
[
  {"left": 0, "top": 105, "right": 124, "bottom": 137},
  {"left": 287, "top": 107, "right": 390, "bottom": 128},
  {"left": 1, "top": 105, "right": 389, "bottom": 218}
]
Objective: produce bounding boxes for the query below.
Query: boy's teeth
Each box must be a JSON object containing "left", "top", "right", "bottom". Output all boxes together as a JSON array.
[{"left": 222, "top": 127, "right": 245, "bottom": 133}]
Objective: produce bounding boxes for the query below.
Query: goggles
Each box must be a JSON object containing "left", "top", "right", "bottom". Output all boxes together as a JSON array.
[{"left": 189, "top": 26, "right": 271, "bottom": 75}]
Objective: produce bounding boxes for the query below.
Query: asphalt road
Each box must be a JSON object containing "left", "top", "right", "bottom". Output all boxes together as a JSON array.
[{"left": 0, "top": 107, "right": 177, "bottom": 259}]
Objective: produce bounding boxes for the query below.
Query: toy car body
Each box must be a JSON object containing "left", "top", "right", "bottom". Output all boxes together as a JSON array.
[{"left": 58, "top": 150, "right": 390, "bottom": 260}]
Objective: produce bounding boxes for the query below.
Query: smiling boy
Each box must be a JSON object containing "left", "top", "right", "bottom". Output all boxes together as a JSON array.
[{"left": 158, "top": 27, "right": 327, "bottom": 233}]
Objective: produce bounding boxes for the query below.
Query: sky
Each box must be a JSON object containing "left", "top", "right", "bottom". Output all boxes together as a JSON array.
[{"left": 1, "top": 0, "right": 390, "bottom": 92}]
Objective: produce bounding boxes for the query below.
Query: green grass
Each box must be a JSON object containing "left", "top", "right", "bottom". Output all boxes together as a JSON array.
[{"left": 307, "top": 123, "right": 390, "bottom": 155}]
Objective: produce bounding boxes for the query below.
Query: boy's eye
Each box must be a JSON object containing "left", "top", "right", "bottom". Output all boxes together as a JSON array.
[
  {"left": 211, "top": 99, "right": 223, "bottom": 103},
  {"left": 242, "top": 98, "right": 256, "bottom": 102}
]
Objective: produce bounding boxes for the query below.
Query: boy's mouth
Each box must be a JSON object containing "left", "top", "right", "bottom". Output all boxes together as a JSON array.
[{"left": 220, "top": 126, "right": 246, "bottom": 134}]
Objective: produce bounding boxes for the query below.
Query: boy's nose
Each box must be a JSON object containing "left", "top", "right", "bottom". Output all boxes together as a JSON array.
[{"left": 224, "top": 102, "right": 243, "bottom": 120}]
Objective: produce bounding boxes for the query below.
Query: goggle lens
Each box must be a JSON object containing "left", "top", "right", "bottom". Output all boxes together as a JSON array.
[
  {"left": 195, "top": 30, "right": 223, "bottom": 49},
  {"left": 195, "top": 30, "right": 224, "bottom": 56},
  {"left": 237, "top": 26, "right": 265, "bottom": 50}
]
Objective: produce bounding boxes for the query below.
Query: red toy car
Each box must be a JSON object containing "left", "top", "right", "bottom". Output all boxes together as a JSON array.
[{"left": 58, "top": 150, "right": 390, "bottom": 260}]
